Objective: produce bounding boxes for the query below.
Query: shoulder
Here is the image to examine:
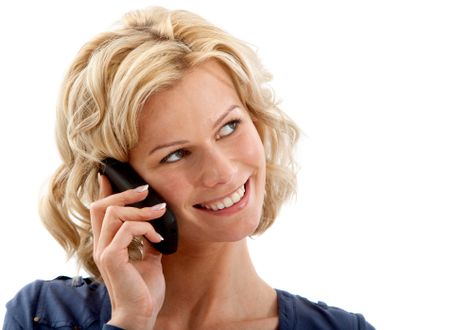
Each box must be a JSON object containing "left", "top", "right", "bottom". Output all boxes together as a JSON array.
[
  {"left": 276, "top": 289, "right": 375, "bottom": 330},
  {"left": 4, "top": 276, "right": 112, "bottom": 329}
]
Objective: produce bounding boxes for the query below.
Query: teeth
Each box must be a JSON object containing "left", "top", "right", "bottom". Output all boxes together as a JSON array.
[
  {"left": 231, "top": 191, "right": 241, "bottom": 203},
  {"left": 223, "top": 197, "right": 233, "bottom": 208},
  {"left": 200, "top": 184, "right": 246, "bottom": 211}
]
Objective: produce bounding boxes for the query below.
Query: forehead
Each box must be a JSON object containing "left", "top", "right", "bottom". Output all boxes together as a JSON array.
[{"left": 138, "top": 60, "right": 242, "bottom": 139}]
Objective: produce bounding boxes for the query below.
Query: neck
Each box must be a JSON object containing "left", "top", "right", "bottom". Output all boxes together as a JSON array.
[
  {"left": 162, "top": 239, "right": 259, "bottom": 301},
  {"left": 158, "top": 239, "right": 277, "bottom": 328}
]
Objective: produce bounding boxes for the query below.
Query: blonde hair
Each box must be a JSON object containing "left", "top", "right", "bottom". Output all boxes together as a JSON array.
[{"left": 40, "top": 6, "right": 299, "bottom": 278}]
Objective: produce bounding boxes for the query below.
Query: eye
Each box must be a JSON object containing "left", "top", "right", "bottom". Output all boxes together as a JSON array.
[
  {"left": 161, "top": 149, "right": 189, "bottom": 164},
  {"left": 217, "top": 119, "right": 241, "bottom": 139}
]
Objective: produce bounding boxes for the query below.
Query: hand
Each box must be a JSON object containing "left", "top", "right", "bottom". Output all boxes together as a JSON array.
[{"left": 90, "top": 174, "right": 167, "bottom": 330}]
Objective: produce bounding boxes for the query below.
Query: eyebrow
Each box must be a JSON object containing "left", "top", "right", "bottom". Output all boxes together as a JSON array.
[
  {"left": 212, "top": 104, "right": 240, "bottom": 129},
  {"left": 148, "top": 104, "right": 240, "bottom": 156}
]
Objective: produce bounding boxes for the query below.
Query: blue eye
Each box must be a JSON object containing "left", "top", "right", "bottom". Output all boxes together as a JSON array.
[
  {"left": 159, "top": 119, "right": 241, "bottom": 165},
  {"left": 217, "top": 119, "right": 241, "bottom": 138},
  {"left": 161, "top": 149, "right": 188, "bottom": 164}
]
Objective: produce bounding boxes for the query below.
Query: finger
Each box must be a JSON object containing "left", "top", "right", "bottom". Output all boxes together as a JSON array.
[
  {"left": 91, "top": 173, "right": 114, "bottom": 246},
  {"left": 98, "top": 173, "right": 113, "bottom": 199},
  {"left": 90, "top": 184, "right": 150, "bottom": 246},
  {"left": 103, "top": 222, "right": 164, "bottom": 264},
  {"left": 141, "top": 236, "right": 163, "bottom": 259},
  {"left": 116, "top": 221, "right": 163, "bottom": 246},
  {"left": 91, "top": 173, "right": 112, "bottom": 245},
  {"left": 108, "top": 204, "right": 167, "bottom": 222},
  {"left": 98, "top": 175, "right": 150, "bottom": 207},
  {"left": 96, "top": 204, "right": 166, "bottom": 253}
]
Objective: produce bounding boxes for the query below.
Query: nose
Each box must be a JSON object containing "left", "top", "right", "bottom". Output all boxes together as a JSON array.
[{"left": 199, "top": 147, "right": 237, "bottom": 188}]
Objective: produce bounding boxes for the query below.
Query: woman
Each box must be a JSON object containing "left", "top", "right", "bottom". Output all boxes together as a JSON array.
[{"left": 4, "top": 6, "right": 374, "bottom": 330}]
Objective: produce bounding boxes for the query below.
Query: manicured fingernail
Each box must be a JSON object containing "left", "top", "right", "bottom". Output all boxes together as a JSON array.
[
  {"left": 158, "top": 234, "right": 164, "bottom": 241},
  {"left": 134, "top": 184, "right": 149, "bottom": 193},
  {"left": 150, "top": 202, "right": 166, "bottom": 211}
]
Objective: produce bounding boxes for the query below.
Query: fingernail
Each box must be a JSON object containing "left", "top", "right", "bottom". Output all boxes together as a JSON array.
[
  {"left": 158, "top": 234, "right": 165, "bottom": 241},
  {"left": 150, "top": 202, "right": 166, "bottom": 211},
  {"left": 134, "top": 184, "right": 149, "bottom": 193}
]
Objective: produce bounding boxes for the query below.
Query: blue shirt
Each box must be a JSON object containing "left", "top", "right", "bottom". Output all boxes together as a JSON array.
[{"left": 3, "top": 276, "right": 375, "bottom": 329}]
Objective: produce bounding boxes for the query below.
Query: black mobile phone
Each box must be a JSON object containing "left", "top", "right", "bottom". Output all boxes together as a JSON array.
[{"left": 101, "top": 158, "right": 178, "bottom": 254}]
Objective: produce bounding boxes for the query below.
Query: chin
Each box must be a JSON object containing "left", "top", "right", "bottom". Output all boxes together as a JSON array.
[
  {"left": 217, "top": 213, "right": 262, "bottom": 242},
  {"left": 177, "top": 212, "right": 262, "bottom": 246}
]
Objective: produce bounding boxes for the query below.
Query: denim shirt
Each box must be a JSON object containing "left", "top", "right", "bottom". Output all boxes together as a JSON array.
[{"left": 3, "top": 276, "right": 375, "bottom": 330}]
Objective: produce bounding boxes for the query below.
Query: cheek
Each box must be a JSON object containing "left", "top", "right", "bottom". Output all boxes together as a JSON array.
[
  {"left": 149, "top": 172, "right": 189, "bottom": 208},
  {"left": 237, "top": 126, "right": 266, "bottom": 167}
]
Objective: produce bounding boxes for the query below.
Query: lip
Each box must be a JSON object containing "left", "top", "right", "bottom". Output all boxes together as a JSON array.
[{"left": 194, "top": 178, "right": 250, "bottom": 216}]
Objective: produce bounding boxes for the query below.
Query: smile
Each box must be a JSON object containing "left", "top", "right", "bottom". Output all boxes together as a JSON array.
[
  {"left": 199, "top": 185, "right": 245, "bottom": 211},
  {"left": 194, "top": 179, "right": 250, "bottom": 213}
]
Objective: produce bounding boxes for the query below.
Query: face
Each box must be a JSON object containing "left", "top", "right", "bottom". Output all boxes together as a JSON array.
[{"left": 129, "top": 60, "right": 266, "bottom": 248}]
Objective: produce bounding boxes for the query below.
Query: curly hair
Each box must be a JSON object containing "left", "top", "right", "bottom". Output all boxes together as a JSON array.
[{"left": 39, "top": 6, "right": 299, "bottom": 278}]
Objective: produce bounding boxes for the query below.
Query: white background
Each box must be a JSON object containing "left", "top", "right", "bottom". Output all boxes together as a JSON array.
[{"left": 1, "top": 1, "right": 449, "bottom": 329}]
